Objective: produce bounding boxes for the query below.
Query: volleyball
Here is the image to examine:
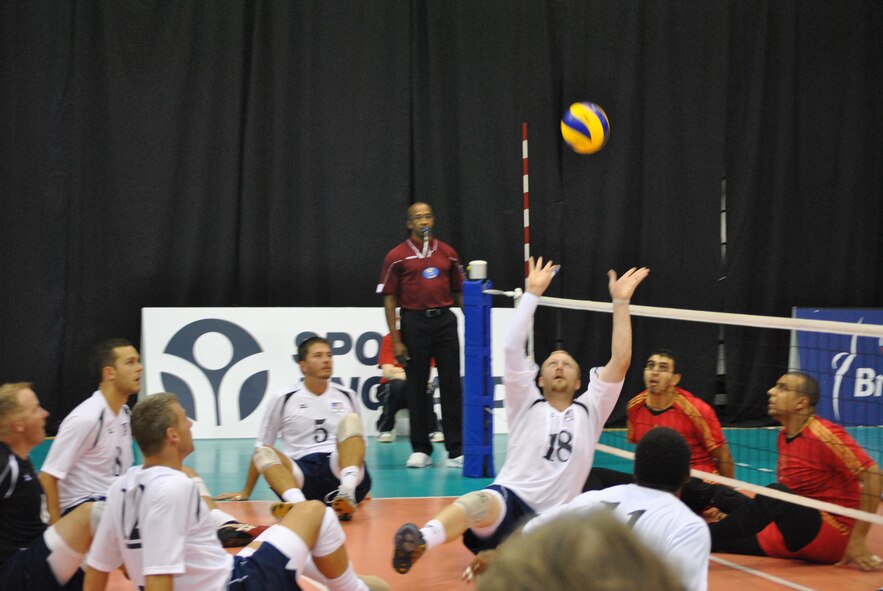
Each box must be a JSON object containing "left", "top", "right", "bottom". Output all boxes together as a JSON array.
[{"left": 560, "top": 102, "right": 610, "bottom": 154}]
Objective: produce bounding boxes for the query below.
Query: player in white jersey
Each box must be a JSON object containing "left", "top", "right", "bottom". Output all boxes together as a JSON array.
[
  {"left": 218, "top": 337, "right": 371, "bottom": 521},
  {"left": 40, "top": 339, "right": 266, "bottom": 547},
  {"left": 392, "top": 257, "right": 650, "bottom": 574},
  {"left": 39, "top": 339, "right": 140, "bottom": 522},
  {"left": 514, "top": 428, "right": 710, "bottom": 591},
  {"left": 83, "top": 392, "right": 387, "bottom": 591}
]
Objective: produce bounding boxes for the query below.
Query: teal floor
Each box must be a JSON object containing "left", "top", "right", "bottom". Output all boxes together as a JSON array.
[{"left": 30, "top": 427, "right": 882, "bottom": 500}]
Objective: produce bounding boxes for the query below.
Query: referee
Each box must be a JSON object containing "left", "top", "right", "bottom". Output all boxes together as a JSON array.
[{"left": 377, "top": 202, "right": 466, "bottom": 469}]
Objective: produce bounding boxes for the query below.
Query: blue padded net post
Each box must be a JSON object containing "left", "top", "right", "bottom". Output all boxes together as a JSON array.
[{"left": 462, "top": 279, "right": 495, "bottom": 478}]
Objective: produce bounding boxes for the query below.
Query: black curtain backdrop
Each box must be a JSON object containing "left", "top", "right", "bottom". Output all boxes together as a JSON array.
[{"left": 1, "top": 1, "right": 880, "bottom": 432}]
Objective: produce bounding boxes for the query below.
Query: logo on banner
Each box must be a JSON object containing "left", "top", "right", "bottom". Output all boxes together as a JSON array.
[
  {"left": 796, "top": 309, "right": 883, "bottom": 425},
  {"left": 160, "top": 319, "right": 269, "bottom": 426},
  {"left": 830, "top": 327, "right": 883, "bottom": 419}
]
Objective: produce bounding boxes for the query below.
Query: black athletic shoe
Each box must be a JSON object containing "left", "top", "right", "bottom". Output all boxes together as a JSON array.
[
  {"left": 217, "top": 522, "right": 269, "bottom": 547},
  {"left": 393, "top": 523, "right": 426, "bottom": 574}
]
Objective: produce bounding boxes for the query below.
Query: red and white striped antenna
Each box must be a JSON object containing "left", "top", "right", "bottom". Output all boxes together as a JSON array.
[
  {"left": 522, "top": 122, "right": 535, "bottom": 359},
  {"left": 522, "top": 122, "right": 530, "bottom": 281}
]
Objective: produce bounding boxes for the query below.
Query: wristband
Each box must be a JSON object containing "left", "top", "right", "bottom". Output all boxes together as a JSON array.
[{"left": 612, "top": 299, "right": 630, "bottom": 305}]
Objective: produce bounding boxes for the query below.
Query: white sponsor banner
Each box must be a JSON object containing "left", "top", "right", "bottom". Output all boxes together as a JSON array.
[{"left": 141, "top": 307, "right": 514, "bottom": 438}]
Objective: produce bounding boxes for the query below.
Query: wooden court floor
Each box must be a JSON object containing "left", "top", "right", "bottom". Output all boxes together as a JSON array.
[{"left": 101, "top": 497, "right": 883, "bottom": 591}]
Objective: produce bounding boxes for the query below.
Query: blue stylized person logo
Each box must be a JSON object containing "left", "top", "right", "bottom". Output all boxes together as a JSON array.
[{"left": 161, "top": 319, "right": 268, "bottom": 426}]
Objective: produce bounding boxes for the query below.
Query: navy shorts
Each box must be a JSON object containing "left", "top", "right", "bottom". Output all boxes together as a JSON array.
[
  {"left": 462, "top": 485, "right": 536, "bottom": 554},
  {"left": 230, "top": 542, "right": 301, "bottom": 591},
  {"left": 0, "top": 534, "right": 84, "bottom": 591},
  {"left": 295, "top": 452, "right": 371, "bottom": 504}
]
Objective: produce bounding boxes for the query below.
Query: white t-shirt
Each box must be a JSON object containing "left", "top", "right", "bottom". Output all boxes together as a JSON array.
[
  {"left": 40, "top": 391, "right": 133, "bottom": 510},
  {"left": 256, "top": 381, "right": 366, "bottom": 459},
  {"left": 492, "top": 292, "right": 624, "bottom": 513},
  {"left": 88, "top": 465, "right": 232, "bottom": 590},
  {"left": 525, "top": 484, "right": 710, "bottom": 591}
]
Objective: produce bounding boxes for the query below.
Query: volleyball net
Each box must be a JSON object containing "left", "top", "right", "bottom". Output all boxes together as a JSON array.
[{"left": 464, "top": 282, "right": 883, "bottom": 527}]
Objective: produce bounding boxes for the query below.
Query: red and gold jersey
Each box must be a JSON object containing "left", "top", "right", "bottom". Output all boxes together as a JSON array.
[
  {"left": 776, "top": 415, "right": 874, "bottom": 528},
  {"left": 626, "top": 387, "right": 727, "bottom": 474}
]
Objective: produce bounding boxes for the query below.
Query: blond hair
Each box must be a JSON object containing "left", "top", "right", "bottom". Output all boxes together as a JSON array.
[
  {"left": 478, "top": 510, "right": 684, "bottom": 591},
  {"left": 0, "top": 382, "right": 33, "bottom": 435},
  {"left": 131, "top": 393, "right": 179, "bottom": 456}
]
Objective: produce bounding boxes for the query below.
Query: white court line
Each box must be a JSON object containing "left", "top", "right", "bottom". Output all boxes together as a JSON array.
[{"left": 710, "top": 555, "right": 816, "bottom": 591}]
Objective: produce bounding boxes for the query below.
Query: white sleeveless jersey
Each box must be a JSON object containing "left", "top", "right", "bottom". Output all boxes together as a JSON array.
[
  {"left": 525, "top": 484, "right": 710, "bottom": 591},
  {"left": 88, "top": 465, "right": 232, "bottom": 590},
  {"left": 256, "top": 381, "right": 365, "bottom": 459},
  {"left": 40, "top": 391, "right": 133, "bottom": 510},
  {"left": 492, "top": 292, "right": 624, "bottom": 513}
]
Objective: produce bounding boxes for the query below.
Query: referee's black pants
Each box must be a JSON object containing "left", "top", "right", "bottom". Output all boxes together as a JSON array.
[{"left": 401, "top": 309, "right": 462, "bottom": 458}]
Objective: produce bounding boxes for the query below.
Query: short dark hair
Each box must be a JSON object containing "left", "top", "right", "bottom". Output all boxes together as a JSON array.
[
  {"left": 297, "top": 336, "right": 331, "bottom": 363},
  {"left": 131, "top": 393, "right": 178, "bottom": 456},
  {"left": 647, "top": 349, "right": 678, "bottom": 373},
  {"left": 785, "top": 371, "right": 820, "bottom": 407},
  {"left": 634, "top": 427, "right": 691, "bottom": 493},
  {"left": 90, "top": 338, "right": 134, "bottom": 383}
]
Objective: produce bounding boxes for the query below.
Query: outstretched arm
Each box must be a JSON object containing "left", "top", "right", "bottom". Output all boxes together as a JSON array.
[
  {"left": 505, "top": 257, "right": 559, "bottom": 364},
  {"left": 598, "top": 267, "right": 650, "bottom": 383}
]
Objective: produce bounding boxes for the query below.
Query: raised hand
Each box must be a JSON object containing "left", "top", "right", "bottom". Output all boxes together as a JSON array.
[
  {"left": 525, "top": 256, "right": 560, "bottom": 297},
  {"left": 607, "top": 267, "right": 650, "bottom": 302}
]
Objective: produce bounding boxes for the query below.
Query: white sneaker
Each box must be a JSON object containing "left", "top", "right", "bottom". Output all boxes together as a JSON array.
[
  {"left": 430, "top": 431, "right": 445, "bottom": 443},
  {"left": 377, "top": 431, "right": 396, "bottom": 443},
  {"left": 446, "top": 455, "right": 464, "bottom": 468},
  {"left": 406, "top": 452, "right": 432, "bottom": 468}
]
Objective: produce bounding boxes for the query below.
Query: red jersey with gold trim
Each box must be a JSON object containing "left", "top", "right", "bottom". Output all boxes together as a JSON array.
[
  {"left": 376, "top": 238, "right": 465, "bottom": 310},
  {"left": 774, "top": 415, "right": 874, "bottom": 528},
  {"left": 626, "top": 387, "right": 726, "bottom": 474},
  {"left": 756, "top": 415, "right": 874, "bottom": 561}
]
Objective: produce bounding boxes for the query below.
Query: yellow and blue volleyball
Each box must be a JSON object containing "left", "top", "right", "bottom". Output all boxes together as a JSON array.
[{"left": 560, "top": 102, "right": 610, "bottom": 154}]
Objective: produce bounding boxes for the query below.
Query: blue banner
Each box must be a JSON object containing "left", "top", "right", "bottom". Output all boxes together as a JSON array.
[{"left": 794, "top": 308, "right": 883, "bottom": 426}]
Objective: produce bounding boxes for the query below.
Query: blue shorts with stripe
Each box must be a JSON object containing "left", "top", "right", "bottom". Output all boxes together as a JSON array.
[
  {"left": 295, "top": 452, "right": 371, "bottom": 503},
  {"left": 462, "top": 484, "right": 536, "bottom": 554}
]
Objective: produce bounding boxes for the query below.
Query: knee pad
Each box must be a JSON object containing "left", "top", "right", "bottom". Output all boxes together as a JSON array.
[
  {"left": 311, "top": 507, "right": 346, "bottom": 558},
  {"left": 454, "top": 490, "right": 495, "bottom": 524},
  {"left": 335, "top": 413, "right": 363, "bottom": 443},
  {"left": 44, "top": 527, "right": 84, "bottom": 584},
  {"left": 253, "top": 446, "right": 282, "bottom": 474}
]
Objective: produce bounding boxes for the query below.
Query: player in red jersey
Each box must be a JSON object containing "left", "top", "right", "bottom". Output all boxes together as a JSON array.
[
  {"left": 709, "top": 371, "right": 883, "bottom": 571},
  {"left": 584, "top": 350, "right": 734, "bottom": 513}
]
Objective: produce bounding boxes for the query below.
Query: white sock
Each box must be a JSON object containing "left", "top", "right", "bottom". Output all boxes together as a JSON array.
[
  {"left": 282, "top": 488, "right": 306, "bottom": 504},
  {"left": 340, "top": 466, "right": 359, "bottom": 492},
  {"left": 421, "top": 519, "right": 446, "bottom": 550},
  {"left": 325, "top": 563, "right": 368, "bottom": 591},
  {"left": 210, "top": 508, "right": 238, "bottom": 528}
]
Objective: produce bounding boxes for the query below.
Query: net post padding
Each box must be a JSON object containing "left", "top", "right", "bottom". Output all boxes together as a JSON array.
[{"left": 463, "top": 279, "right": 495, "bottom": 478}]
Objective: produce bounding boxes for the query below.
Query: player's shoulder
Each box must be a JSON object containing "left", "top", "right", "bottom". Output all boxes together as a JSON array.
[
  {"left": 627, "top": 391, "right": 649, "bottom": 409},
  {"left": 806, "top": 415, "right": 854, "bottom": 443},
  {"left": 272, "top": 382, "right": 305, "bottom": 399},
  {"left": 327, "top": 381, "right": 358, "bottom": 403},
  {"left": 67, "top": 391, "right": 106, "bottom": 416},
  {"left": 675, "top": 388, "right": 710, "bottom": 407},
  {"left": 0, "top": 443, "right": 16, "bottom": 472},
  {"left": 58, "top": 394, "right": 107, "bottom": 430},
  {"left": 141, "top": 466, "right": 192, "bottom": 495}
]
